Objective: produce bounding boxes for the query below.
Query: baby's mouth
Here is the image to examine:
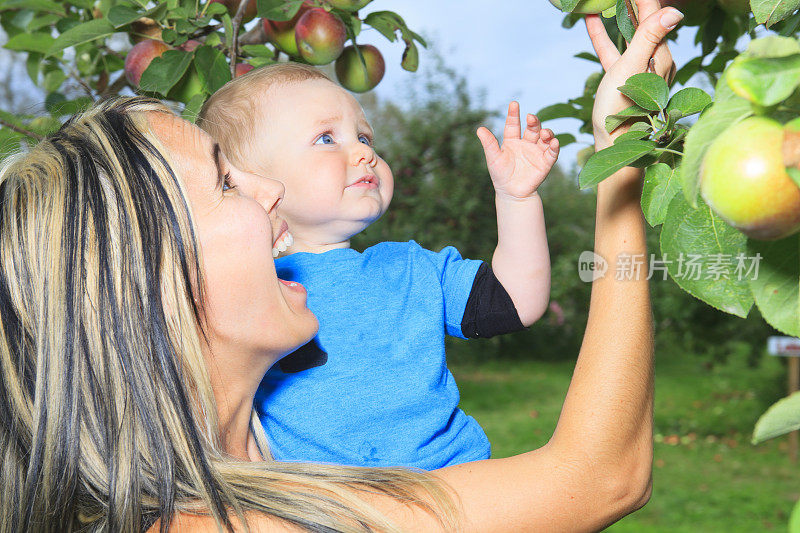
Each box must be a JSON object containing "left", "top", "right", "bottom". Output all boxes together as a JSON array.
[
  {"left": 348, "top": 174, "right": 378, "bottom": 188},
  {"left": 272, "top": 231, "right": 293, "bottom": 258}
]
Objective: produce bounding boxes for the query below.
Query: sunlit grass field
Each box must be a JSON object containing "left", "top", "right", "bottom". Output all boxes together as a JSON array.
[{"left": 451, "top": 343, "right": 797, "bottom": 532}]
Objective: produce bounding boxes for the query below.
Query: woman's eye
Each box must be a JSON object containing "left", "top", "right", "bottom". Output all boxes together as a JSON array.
[
  {"left": 222, "top": 172, "right": 235, "bottom": 192},
  {"left": 358, "top": 134, "right": 372, "bottom": 146},
  {"left": 314, "top": 133, "right": 334, "bottom": 145}
]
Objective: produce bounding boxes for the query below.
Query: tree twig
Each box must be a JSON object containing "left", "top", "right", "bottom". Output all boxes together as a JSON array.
[
  {"left": 229, "top": 0, "right": 253, "bottom": 77},
  {"left": 0, "top": 118, "right": 44, "bottom": 141}
]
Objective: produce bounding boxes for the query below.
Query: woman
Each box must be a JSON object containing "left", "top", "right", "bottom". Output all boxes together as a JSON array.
[{"left": 0, "top": 2, "right": 681, "bottom": 531}]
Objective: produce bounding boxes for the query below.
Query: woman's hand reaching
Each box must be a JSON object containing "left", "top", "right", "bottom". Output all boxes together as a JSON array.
[{"left": 586, "top": 0, "right": 682, "bottom": 150}]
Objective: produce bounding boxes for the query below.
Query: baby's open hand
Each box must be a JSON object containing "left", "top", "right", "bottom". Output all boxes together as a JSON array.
[{"left": 477, "top": 101, "right": 560, "bottom": 200}]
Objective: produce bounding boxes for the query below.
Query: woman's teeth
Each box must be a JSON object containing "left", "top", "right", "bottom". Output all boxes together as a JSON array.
[{"left": 272, "top": 231, "right": 294, "bottom": 258}]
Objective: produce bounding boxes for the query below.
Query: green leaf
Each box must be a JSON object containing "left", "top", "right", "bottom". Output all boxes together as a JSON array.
[
  {"left": 401, "top": 40, "right": 419, "bottom": 72},
  {"left": 751, "top": 0, "right": 800, "bottom": 27},
  {"left": 47, "top": 18, "right": 115, "bottom": 56},
  {"left": 194, "top": 45, "right": 231, "bottom": 95},
  {"left": 673, "top": 56, "right": 704, "bottom": 86},
  {"left": 726, "top": 54, "right": 800, "bottom": 107},
  {"left": 0, "top": 0, "right": 63, "bottom": 13},
  {"left": 574, "top": 52, "right": 600, "bottom": 63},
  {"left": 618, "top": 72, "right": 670, "bottom": 111},
  {"left": 43, "top": 69, "right": 65, "bottom": 92},
  {"left": 680, "top": 74, "right": 752, "bottom": 207},
  {"left": 554, "top": 133, "right": 576, "bottom": 147},
  {"left": 660, "top": 194, "right": 753, "bottom": 317},
  {"left": 107, "top": 5, "right": 143, "bottom": 28},
  {"left": 256, "top": 0, "right": 304, "bottom": 21},
  {"left": 752, "top": 391, "right": 800, "bottom": 444},
  {"left": 615, "top": 0, "right": 636, "bottom": 42},
  {"left": 613, "top": 129, "right": 650, "bottom": 143},
  {"left": 605, "top": 104, "right": 651, "bottom": 132},
  {"left": 788, "top": 167, "right": 800, "bottom": 188},
  {"left": 665, "top": 87, "right": 712, "bottom": 118},
  {"left": 4, "top": 32, "right": 55, "bottom": 54},
  {"left": 641, "top": 163, "right": 680, "bottom": 227},
  {"left": 139, "top": 50, "right": 193, "bottom": 95},
  {"left": 560, "top": 0, "right": 581, "bottom": 12},
  {"left": 364, "top": 11, "right": 408, "bottom": 43},
  {"left": 45, "top": 93, "right": 92, "bottom": 117},
  {"left": 578, "top": 140, "right": 656, "bottom": 189},
  {"left": 0, "top": 128, "right": 24, "bottom": 163},
  {"left": 242, "top": 44, "right": 274, "bottom": 58},
  {"left": 791, "top": 498, "right": 800, "bottom": 533},
  {"left": 182, "top": 93, "right": 206, "bottom": 123},
  {"left": 747, "top": 235, "right": 800, "bottom": 336},
  {"left": 537, "top": 103, "right": 578, "bottom": 122}
]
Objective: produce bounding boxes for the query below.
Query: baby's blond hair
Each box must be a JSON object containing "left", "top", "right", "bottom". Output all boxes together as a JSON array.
[{"left": 198, "top": 62, "right": 333, "bottom": 169}]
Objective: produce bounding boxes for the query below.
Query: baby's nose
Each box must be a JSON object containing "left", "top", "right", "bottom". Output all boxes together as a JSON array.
[{"left": 350, "top": 142, "right": 376, "bottom": 167}]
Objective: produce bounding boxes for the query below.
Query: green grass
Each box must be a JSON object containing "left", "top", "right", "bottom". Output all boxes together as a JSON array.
[{"left": 451, "top": 344, "right": 798, "bottom": 532}]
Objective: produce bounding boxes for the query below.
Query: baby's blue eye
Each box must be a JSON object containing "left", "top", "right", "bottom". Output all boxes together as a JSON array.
[
  {"left": 358, "top": 134, "right": 372, "bottom": 146},
  {"left": 315, "top": 133, "right": 334, "bottom": 145}
]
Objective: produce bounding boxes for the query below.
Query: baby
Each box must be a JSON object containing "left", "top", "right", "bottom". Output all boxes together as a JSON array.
[{"left": 198, "top": 63, "right": 558, "bottom": 470}]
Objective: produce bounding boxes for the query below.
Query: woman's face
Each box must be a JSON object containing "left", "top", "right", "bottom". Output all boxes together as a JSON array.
[{"left": 148, "top": 112, "right": 318, "bottom": 362}]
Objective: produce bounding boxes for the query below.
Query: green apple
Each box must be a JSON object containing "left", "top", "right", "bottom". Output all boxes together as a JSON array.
[
  {"left": 335, "top": 44, "right": 385, "bottom": 93},
  {"left": 548, "top": 0, "right": 615, "bottom": 14},
  {"left": 700, "top": 116, "right": 800, "bottom": 241}
]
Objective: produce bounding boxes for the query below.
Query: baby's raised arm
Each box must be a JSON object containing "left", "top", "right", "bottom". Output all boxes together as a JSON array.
[{"left": 477, "top": 103, "right": 558, "bottom": 326}]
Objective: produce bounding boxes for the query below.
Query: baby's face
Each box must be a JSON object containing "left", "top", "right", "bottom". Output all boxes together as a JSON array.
[{"left": 253, "top": 78, "right": 393, "bottom": 247}]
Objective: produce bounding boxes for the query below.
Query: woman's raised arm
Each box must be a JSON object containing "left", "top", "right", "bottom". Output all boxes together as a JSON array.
[{"left": 415, "top": 2, "right": 683, "bottom": 531}]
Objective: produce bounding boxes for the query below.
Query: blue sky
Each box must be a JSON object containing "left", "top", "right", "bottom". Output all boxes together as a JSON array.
[{"left": 355, "top": 0, "right": 709, "bottom": 164}]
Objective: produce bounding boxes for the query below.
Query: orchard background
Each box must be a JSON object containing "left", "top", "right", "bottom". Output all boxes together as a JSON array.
[{"left": 0, "top": 0, "right": 799, "bottom": 530}]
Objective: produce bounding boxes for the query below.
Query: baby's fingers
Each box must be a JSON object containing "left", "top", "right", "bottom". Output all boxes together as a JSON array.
[
  {"left": 477, "top": 126, "right": 501, "bottom": 163},
  {"left": 523, "top": 114, "right": 542, "bottom": 144},
  {"left": 503, "top": 101, "right": 522, "bottom": 141}
]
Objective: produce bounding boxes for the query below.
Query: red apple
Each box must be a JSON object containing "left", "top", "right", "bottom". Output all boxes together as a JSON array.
[
  {"left": 209, "top": 0, "right": 258, "bottom": 23},
  {"left": 326, "top": 0, "right": 372, "bottom": 11},
  {"left": 262, "top": 2, "right": 312, "bottom": 57},
  {"left": 335, "top": 44, "right": 384, "bottom": 93},
  {"left": 295, "top": 8, "right": 346, "bottom": 65},
  {"left": 700, "top": 116, "right": 800, "bottom": 240},
  {"left": 124, "top": 39, "right": 170, "bottom": 87},
  {"left": 235, "top": 62, "right": 254, "bottom": 77}
]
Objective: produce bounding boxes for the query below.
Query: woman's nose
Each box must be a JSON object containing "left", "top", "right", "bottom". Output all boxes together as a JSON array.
[{"left": 350, "top": 142, "right": 376, "bottom": 168}]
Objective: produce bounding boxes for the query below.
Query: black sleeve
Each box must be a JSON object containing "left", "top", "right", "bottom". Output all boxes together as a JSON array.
[{"left": 460, "top": 262, "right": 525, "bottom": 339}]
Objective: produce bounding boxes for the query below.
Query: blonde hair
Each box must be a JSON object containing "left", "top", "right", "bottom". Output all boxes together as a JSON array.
[
  {"left": 198, "top": 62, "right": 333, "bottom": 168},
  {"left": 0, "top": 97, "right": 455, "bottom": 532}
]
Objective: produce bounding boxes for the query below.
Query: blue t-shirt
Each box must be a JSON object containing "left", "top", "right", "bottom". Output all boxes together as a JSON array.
[{"left": 255, "top": 240, "right": 491, "bottom": 470}]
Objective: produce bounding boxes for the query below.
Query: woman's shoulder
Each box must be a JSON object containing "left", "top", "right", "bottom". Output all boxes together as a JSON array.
[{"left": 147, "top": 512, "right": 304, "bottom": 533}]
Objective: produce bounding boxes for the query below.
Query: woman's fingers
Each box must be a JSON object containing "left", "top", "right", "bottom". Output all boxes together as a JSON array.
[
  {"left": 622, "top": 7, "right": 683, "bottom": 70},
  {"left": 585, "top": 14, "right": 621, "bottom": 69},
  {"left": 634, "top": 0, "right": 664, "bottom": 23}
]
